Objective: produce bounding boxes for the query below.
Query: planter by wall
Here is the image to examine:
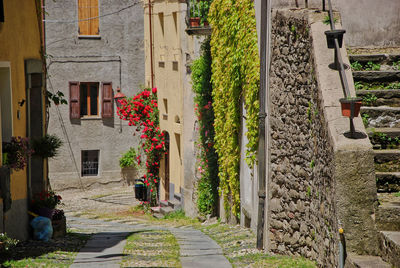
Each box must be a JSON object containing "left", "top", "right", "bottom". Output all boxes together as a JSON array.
[
  {"left": 52, "top": 216, "right": 66, "bottom": 238},
  {"left": 190, "top": 17, "right": 200, "bottom": 27},
  {"left": 339, "top": 98, "right": 362, "bottom": 117},
  {"left": 121, "top": 167, "right": 137, "bottom": 185}
]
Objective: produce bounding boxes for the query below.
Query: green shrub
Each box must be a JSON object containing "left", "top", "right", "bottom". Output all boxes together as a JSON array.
[
  {"left": 32, "top": 134, "right": 63, "bottom": 158},
  {"left": 119, "top": 147, "right": 138, "bottom": 168}
]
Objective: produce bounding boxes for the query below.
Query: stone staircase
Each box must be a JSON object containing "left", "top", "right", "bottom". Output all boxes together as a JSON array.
[
  {"left": 348, "top": 53, "right": 400, "bottom": 267},
  {"left": 159, "top": 193, "right": 182, "bottom": 215}
]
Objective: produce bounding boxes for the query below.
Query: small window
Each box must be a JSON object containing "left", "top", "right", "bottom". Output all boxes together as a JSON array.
[
  {"left": 80, "top": 82, "right": 99, "bottom": 116},
  {"left": 81, "top": 150, "right": 99, "bottom": 176},
  {"left": 172, "top": 61, "right": 178, "bottom": 71},
  {"left": 78, "top": 0, "right": 99, "bottom": 36},
  {"left": 0, "top": 0, "right": 4, "bottom": 22},
  {"left": 159, "top": 61, "right": 165, "bottom": 68}
]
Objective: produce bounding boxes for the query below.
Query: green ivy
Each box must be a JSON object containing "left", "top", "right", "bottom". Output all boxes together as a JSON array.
[
  {"left": 209, "top": 0, "right": 260, "bottom": 218},
  {"left": 191, "top": 39, "right": 219, "bottom": 216}
]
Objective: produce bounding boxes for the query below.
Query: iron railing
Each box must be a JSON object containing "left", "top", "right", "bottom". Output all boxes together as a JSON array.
[{"left": 325, "top": 0, "right": 360, "bottom": 138}]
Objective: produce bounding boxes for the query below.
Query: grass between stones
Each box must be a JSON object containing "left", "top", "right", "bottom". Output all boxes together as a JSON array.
[
  {"left": 121, "top": 229, "right": 181, "bottom": 267},
  {"left": 0, "top": 230, "right": 90, "bottom": 268},
  {"left": 197, "top": 223, "right": 316, "bottom": 268}
]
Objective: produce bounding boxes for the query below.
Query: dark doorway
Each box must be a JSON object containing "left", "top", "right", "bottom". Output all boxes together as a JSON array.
[{"left": 163, "top": 131, "right": 170, "bottom": 200}]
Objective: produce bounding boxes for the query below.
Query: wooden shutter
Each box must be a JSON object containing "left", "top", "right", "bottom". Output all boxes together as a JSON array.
[
  {"left": 101, "top": 82, "right": 113, "bottom": 118},
  {"left": 90, "top": 0, "right": 99, "bottom": 35},
  {"left": 69, "top": 82, "right": 80, "bottom": 119},
  {"left": 78, "top": 0, "right": 90, "bottom": 35},
  {"left": 78, "top": 0, "right": 99, "bottom": 35}
]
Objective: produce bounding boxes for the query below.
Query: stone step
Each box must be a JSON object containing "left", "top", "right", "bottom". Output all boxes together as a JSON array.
[
  {"left": 361, "top": 106, "right": 400, "bottom": 128},
  {"left": 349, "top": 54, "right": 400, "bottom": 66},
  {"left": 353, "top": 71, "right": 400, "bottom": 83},
  {"left": 379, "top": 231, "right": 400, "bottom": 268},
  {"left": 174, "top": 192, "right": 182, "bottom": 202},
  {"left": 357, "top": 90, "right": 400, "bottom": 107},
  {"left": 160, "top": 200, "right": 169, "bottom": 207},
  {"left": 375, "top": 172, "right": 400, "bottom": 192},
  {"left": 168, "top": 199, "right": 181, "bottom": 210},
  {"left": 377, "top": 202, "right": 400, "bottom": 231},
  {"left": 345, "top": 254, "right": 391, "bottom": 268},
  {"left": 369, "top": 128, "right": 400, "bottom": 138},
  {"left": 374, "top": 149, "right": 400, "bottom": 162},
  {"left": 160, "top": 206, "right": 174, "bottom": 215}
]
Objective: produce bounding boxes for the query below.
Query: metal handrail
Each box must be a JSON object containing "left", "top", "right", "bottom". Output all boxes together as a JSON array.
[
  {"left": 325, "top": 0, "right": 360, "bottom": 138},
  {"left": 326, "top": 0, "right": 350, "bottom": 98}
]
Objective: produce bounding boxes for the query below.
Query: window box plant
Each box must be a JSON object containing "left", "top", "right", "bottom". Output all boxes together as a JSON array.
[
  {"left": 189, "top": 0, "right": 201, "bottom": 27},
  {"left": 339, "top": 97, "right": 362, "bottom": 118}
]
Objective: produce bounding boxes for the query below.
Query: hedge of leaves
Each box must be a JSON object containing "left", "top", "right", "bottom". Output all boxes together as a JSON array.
[
  {"left": 191, "top": 38, "right": 219, "bottom": 216},
  {"left": 209, "top": 0, "right": 260, "bottom": 217}
]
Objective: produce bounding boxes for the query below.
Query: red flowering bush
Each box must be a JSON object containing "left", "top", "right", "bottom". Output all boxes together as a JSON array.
[
  {"left": 31, "top": 190, "right": 62, "bottom": 209},
  {"left": 117, "top": 88, "right": 166, "bottom": 205}
]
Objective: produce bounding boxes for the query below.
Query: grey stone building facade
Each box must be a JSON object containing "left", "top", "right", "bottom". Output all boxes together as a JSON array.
[{"left": 45, "top": 0, "right": 144, "bottom": 189}]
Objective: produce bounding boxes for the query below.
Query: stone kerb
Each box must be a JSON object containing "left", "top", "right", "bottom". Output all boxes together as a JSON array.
[{"left": 309, "top": 12, "right": 379, "bottom": 255}]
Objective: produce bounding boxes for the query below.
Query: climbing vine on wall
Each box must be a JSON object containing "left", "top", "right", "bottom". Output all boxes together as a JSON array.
[
  {"left": 192, "top": 38, "right": 219, "bottom": 216},
  {"left": 209, "top": 0, "right": 260, "bottom": 217}
]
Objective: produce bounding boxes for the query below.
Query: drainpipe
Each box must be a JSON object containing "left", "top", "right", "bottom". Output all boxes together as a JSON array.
[
  {"left": 148, "top": 0, "right": 154, "bottom": 88},
  {"left": 256, "top": 0, "right": 271, "bottom": 250}
]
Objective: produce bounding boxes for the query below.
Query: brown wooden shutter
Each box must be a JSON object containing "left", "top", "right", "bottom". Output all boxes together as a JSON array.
[
  {"left": 90, "top": 0, "right": 99, "bottom": 35},
  {"left": 69, "top": 82, "right": 80, "bottom": 119},
  {"left": 78, "top": 0, "right": 90, "bottom": 35},
  {"left": 101, "top": 82, "right": 113, "bottom": 118}
]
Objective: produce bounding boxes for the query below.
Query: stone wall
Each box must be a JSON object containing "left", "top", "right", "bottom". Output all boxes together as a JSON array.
[
  {"left": 266, "top": 9, "right": 379, "bottom": 265},
  {"left": 268, "top": 10, "right": 338, "bottom": 266}
]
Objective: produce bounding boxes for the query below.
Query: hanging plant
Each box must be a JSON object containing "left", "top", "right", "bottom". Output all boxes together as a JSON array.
[
  {"left": 2, "top": 136, "right": 33, "bottom": 171},
  {"left": 31, "top": 134, "right": 63, "bottom": 158}
]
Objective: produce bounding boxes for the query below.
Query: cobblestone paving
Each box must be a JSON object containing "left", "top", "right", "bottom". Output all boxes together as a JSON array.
[{"left": 59, "top": 186, "right": 231, "bottom": 267}]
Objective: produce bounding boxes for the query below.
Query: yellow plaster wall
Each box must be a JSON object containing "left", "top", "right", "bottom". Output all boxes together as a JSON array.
[
  {"left": 144, "top": 0, "right": 184, "bottom": 199},
  {"left": 0, "top": 0, "right": 42, "bottom": 200}
]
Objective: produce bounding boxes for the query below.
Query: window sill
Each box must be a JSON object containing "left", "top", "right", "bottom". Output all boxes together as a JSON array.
[
  {"left": 78, "top": 35, "right": 101, "bottom": 40},
  {"left": 81, "top": 116, "right": 102, "bottom": 120}
]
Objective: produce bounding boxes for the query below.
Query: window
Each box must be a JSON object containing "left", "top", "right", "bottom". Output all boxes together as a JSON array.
[
  {"left": 69, "top": 81, "right": 113, "bottom": 119},
  {"left": 80, "top": 82, "right": 98, "bottom": 116},
  {"left": 78, "top": 0, "right": 99, "bottom": 36},
  {"left": 0, "top": 0, "right": 4, "bottom": 22},
  {"left": 81, "top": 150, "right": 99, "bottom": 176}
]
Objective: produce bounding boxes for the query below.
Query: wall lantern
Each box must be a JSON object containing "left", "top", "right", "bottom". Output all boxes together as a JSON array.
[{"left": 113, "top": 87, "right": 126, "bottom": 108}]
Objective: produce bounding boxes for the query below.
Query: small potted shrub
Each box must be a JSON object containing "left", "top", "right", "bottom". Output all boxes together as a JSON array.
[
  {"left": 31, "top": 134, "right": 63, "bottom": 158},
  {"left": 190, "top": 3, "right": 200, "bottom": 27},
  {"left": 52, "top": 209, "right": 66, "bottom": 238},
  {"left": 119, "top": 147, "right": 139, "bottom": 185}
]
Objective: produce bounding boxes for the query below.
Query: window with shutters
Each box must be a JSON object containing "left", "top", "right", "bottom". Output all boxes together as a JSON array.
[
  {"left": 69, "top": 82, "right": 113, "bottom": 119},
  {"left": 80, "top": 82, "right": 99, "bottom": 116},
  {"left": 78, "top": 0, "right": 99, "bottom": 36}
]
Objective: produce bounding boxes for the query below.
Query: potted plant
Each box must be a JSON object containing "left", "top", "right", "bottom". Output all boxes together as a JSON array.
[
  {"left": 190, "top": 1, "right": 200, "bottom": 27},
  {"left": 52, "top": 209, "right": 66, "bottom": 238},
  {"left": 339, "top": 97, "right": 362, "bottom": 117},
  {"left": 120, "top": 147, "right": 139, "bottom": 185},
  {"left": 31, "top": 134, "right": 63, "bottom": 158},
  {"left": 31, "top": 190, "right": 62, "bottom": 219},
  {"left": 2, "top": 136, "right": 33, "bottom": 171}
]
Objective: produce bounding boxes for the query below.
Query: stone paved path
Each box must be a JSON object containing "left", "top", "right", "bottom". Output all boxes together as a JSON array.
[{"left": 63, "top": 187, "right": 231, "bottom": 267}]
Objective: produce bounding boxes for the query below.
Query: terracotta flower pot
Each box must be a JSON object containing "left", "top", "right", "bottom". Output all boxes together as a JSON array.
[
  {"left": 190, "top": 17, "right": 200, "bottom": 27},
  {"left": 339, "top": 98, "right": 362, "bottom": 117}
]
